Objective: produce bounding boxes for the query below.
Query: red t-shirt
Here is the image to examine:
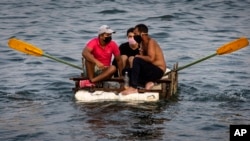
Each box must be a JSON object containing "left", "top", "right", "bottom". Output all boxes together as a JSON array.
[{"left": 86, "top": 37, "right": 120, "bottom": 66}]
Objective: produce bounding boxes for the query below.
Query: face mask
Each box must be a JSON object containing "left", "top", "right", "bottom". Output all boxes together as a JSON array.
[
  {"left": 128, "top": 37, "right": 137, "bottom": 45},
  {"left": 134, "top": 35, "right": 142, "bottom": 44},
  {"left": 104, "top": 36, "right": 112, "bottom": 44}
]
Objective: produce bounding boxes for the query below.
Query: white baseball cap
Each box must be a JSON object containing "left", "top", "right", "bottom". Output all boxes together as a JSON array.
[{"left": 98, "top": 25, "right": 115, "bottom": 35}]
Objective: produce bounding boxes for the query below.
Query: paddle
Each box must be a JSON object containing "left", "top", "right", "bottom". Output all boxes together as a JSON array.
[
  {"left": 166, "top": 37, "right": 249, "bottom": 74},
  {"left": 8, "top": 37, "right": 249, "bottom": 73},
  {"left": 8, "top": 37, "right": 83, "bottom": 70}
]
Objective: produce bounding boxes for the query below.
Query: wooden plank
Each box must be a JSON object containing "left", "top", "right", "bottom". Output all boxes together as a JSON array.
[
  {"left": 70, "top": 77, "right": 172, "bottom": 83},
  {"left": 73, "top": 87, "right": 163, "bottom": 94}
]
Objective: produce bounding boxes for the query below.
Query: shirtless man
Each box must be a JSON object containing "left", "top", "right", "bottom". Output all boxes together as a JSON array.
[{"left": 121, "top": 24, "right": 167, "bottom": 95}]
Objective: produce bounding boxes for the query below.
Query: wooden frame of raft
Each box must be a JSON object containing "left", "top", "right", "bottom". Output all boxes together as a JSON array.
[{"left": 70, "top": 63, "right": 178, "bottom": 100}]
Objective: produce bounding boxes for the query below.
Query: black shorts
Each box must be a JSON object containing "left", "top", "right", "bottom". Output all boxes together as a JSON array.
[{"left": 130, "top": 57, "right": 164, "bottom": 88}]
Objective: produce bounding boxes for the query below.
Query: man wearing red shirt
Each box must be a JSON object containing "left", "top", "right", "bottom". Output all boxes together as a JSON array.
[{"left": 81, "top": 25, "right": 123, "bottom": 87}]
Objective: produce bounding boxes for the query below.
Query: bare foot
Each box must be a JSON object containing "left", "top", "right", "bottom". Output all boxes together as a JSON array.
[
  {"left": 145, "top": 82, "right": 154, "bottom": 90},
  {"left": 121, "top": 87, "right": 138, "bottom": 95}
]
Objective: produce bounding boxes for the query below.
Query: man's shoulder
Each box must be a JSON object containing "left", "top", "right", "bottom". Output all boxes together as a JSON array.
[
  {"left": 148, "top": 38, "right": 160, "bottom": 47},
  {"left": 148, "top": 37, "right": 157, "bottom": 43},
  {"left": 88, "top": 37, "right": 98, "bottom": 43},
  {"left": 109, "top": 40, "right": 119, "bottom": 48},
  {"left": 87, "top": 37, "right": 98, "bottom": 46}
]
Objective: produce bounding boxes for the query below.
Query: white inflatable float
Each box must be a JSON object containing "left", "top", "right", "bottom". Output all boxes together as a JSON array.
[{"left": 75, "top": 90, "right": 159, "bottom": 102}]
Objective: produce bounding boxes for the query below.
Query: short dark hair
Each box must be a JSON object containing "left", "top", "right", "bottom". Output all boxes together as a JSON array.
[
  {"left": 126, "top": 27, "right": 134, "bottom": 36},
  {"left": 135, "top": 24, "right": 148, "bottom": 33}
]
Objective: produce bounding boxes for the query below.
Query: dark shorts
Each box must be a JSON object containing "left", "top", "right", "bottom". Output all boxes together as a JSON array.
[{"left": 130, "top": 57, "right": 164, "bottom": 88}]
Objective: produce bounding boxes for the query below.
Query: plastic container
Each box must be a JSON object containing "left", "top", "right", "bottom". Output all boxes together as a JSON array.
[{"left": 124, "top": 71, "right": 129, "bottom": 89}]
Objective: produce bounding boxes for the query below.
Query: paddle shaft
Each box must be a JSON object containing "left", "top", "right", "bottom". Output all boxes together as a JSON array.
[
  {"left": 177, "top": 53, "right": 216, "bottom": 72},
  {"left": 43, "top": 54, "right": 82, "bottom": 70}
]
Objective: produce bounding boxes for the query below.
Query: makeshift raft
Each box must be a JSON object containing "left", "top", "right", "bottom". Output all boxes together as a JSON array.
[
  {"left": 70, "top": 63, "right": 178, "bottom": 102},
  {"left": 8, "top": 37, "right": 248, "bottom": 102}
]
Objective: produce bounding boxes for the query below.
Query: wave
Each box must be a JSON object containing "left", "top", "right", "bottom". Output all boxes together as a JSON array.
[
  {"left": 97, "top": 9, "right": 127, "bottom": 14},
  {"left": 180, "top": 82, "right": 249, "bottom": 102},
  {"left": 146, "top": 15, "right": 175, "bottom": 21}
]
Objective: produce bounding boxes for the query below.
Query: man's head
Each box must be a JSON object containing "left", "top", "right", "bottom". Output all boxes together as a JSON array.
[
  {"left": 126, "top": 27, "right": 135, "bottom": 37},
  {"left": 126, "top": 27, "right": 137, "bottom": 46},
  {"left": 134, "top": 24, "right": 148, "bottom": 35},
  {"left": 133, "top": 24, "right": 148, "bottom": 44},
  {"left": 98, "top": 25, "right": 115, "bottom": 35},
  {"left": 98, "top": 25, "right": 115, "bottom": 44}
]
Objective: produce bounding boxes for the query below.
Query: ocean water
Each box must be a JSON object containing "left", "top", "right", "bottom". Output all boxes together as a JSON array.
[{"left": 1, "top": 0, "right": 250, "bottom": 140}]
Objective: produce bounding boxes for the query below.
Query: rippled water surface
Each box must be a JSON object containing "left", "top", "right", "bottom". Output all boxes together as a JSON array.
[{"left": 1, "top": 0, "right": 250, "bottom": 140}]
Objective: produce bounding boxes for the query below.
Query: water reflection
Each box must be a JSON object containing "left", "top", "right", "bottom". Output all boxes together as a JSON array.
[{"left": 75, "top": 100, "right": 174, "bottom": 140}]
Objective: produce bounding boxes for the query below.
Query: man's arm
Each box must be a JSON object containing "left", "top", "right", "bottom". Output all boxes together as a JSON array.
[
  {"left": 136, "top": 39, "right": 156, "bottom": 63},
  {"left": 115, "top": 55, "right": 123, "bottom": 77},
  {"left": 82, "top": 47, "right": 105, "bottom": 69}
]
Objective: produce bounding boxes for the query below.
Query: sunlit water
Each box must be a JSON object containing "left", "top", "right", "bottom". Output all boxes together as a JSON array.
[{"left": 1, "top": 0, "right": 250, "bottom": 140}]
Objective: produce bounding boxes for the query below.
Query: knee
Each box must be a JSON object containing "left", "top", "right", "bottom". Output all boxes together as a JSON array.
[
  {"left": 128, "top": 56, "right": 134, "bottom": 63},
  {"left": 121, "top": 55, "right": 128, "bottom": 61},
  {"left": 133, "top": 57, "right": 143, "bottom": 64},
  {"left": 109, "top": 65, "right": 116, "bottom": 73}
]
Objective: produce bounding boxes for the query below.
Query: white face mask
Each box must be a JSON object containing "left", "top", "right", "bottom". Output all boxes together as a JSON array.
[{"left": 128, "top": 37, "right": 137, "bottom": 45}]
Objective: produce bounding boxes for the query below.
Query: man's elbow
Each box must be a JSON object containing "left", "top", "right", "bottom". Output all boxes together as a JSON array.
[
  {"left": 82, "top": 48, "right": 89, "bottom": 58},
  {"left": 82, "top": 51, "right": 86, "bottom": 58},
  {"left": 148, "top": 57, "right": 155, "bottom": 63}
]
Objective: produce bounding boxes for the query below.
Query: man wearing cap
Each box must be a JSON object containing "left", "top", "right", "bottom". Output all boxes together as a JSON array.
[{"left": 80, "top": 25, "right": 123, "bottom": 87}]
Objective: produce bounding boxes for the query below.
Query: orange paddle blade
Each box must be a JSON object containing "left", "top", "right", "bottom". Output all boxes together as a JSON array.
[
  {"left": 216, "top": 37, "right": 249, "bottom": 55},
  {"left": 8, "top": 38, "right": 43, "bottom": 56}
]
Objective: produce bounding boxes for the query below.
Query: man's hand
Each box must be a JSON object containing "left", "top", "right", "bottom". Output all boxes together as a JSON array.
[{"left": 95, "top": 61, "right": 108, "bottom": 70}]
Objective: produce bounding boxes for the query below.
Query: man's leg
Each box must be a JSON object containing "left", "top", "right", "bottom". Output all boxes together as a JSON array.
[
  {"left": 141, "top": 62, "right": 164, "bottom": 90},
  {"left": 129, "top": 57, "right": 143, "bottom": 88},
  {"left": 121, "top": 57, "right": 164, "bottom": 95},
  {"left": 142, "top": 64, "right": 164, "bottom": 82},
  {"left": 85, "top": 59, "right": 95, "bottom": 80},
  {"left": 91, "top": 65, "right": 116, "bottom": 83},
  {"left": 121, "top": 57, "right": 143, "bottom": 95},
  {"left": 121, "top": 55, "right": 128, "bottom": 69},
  {"left": 79, "top": 59, "right": 96, "bottom": 88},
  {"left": 145, "top": 82, "right": 155, "bottom": 90},
  {"left": 128, "top": 56, "right": 135, "bottom": 68}
]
